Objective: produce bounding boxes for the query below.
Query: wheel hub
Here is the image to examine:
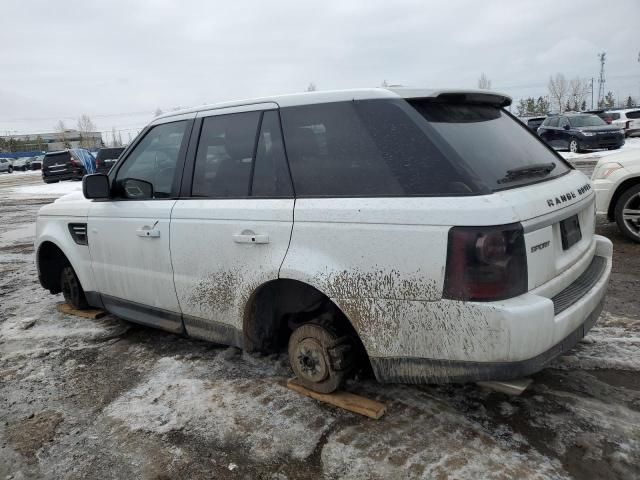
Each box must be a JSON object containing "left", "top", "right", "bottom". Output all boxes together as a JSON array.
[
  {"left": 295, "top": 338, "right": 328, "bottom": 382},
  {"left": 623, "top": 193, "right": 640, "bottom": 237}
]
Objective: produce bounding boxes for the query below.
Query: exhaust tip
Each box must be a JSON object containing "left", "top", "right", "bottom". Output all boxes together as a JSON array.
[{"left": 477, "top": 378, "right": 533, "bottom": 396}]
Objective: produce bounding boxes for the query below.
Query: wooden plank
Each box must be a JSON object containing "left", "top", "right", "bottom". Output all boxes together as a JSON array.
[
  {"left": 57, "top": 302, "right": 107, "bottom": 320},
  {"left": 286, "top": 378, "right": 386, "bottom": 420}
]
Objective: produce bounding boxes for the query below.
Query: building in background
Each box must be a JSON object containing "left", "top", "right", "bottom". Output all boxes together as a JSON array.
[{"left": 0, "top": 129, "right": 103, "bottom": 153}]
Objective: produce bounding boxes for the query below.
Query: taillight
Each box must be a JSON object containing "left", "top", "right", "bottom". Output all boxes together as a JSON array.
[
  {"left": 443, "top": 223, "right": 527, "bottom": 301},
  {"left": 70, "top": 157, "right": 80, "bottom": 167}
]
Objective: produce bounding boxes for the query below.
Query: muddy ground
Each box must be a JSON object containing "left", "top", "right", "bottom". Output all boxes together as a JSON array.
[{"left": 1, "top": 172, "right": 639, "bottom": 480}]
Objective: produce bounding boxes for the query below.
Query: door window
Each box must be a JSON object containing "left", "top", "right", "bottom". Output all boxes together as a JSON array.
[
  {"left": 547, "top": 117, "right": 559, "bottom": 127},
  {"left": 192, "top": 111, "right": 261, "bottom": 197},
  {"left": 114, "top": 121, "right": 188, "bottom": 199},
  {"left": 558, "top": 117, "right": 569, "bottom": 129},
  {"left": 251, "top": 110, "right": 293, "bottom": 197}
]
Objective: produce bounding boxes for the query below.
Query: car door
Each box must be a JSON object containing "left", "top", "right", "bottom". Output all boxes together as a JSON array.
[
  {"left": 558, "top": 116, "right": 570, "bottom": 149},
  {"left": 170, "top": 105, "right": 294, "bottom": 346},
  {"left": 88, "top": 116, "right": 194, "bottom": 332}
]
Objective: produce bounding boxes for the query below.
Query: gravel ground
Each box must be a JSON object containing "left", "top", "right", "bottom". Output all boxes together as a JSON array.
[{"left": 1, "top": 171, "right": 639, "bottom": 480}]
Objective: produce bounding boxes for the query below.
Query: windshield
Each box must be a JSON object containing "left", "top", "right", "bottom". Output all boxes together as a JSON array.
[
  {"left": 409, "top": 101, "right": 571, "bottom": 191},
  {"left": 569, "top": 115, "right": 607, "bottom": 127}
]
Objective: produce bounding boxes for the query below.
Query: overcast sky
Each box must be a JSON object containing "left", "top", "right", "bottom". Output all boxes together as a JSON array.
[{"left": 2, "top": 0, "right": 639, "bottom": 137}]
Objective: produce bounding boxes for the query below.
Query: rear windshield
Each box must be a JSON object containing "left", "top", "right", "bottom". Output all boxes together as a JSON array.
[
  {"left": 96, "top": 147, "right": 125, "bottom": 160},
  {"left": 569, "top": 115, "right": 607, "bottom": 127},
  {"left": 43, "top": 152, "right": 70, "bottom": 166},
  {"left": 280, "top": 100, "right": 569, "bottom": 196}
]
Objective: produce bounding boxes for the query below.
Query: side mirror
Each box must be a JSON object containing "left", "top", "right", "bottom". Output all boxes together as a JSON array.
[
  {"left": 563, "top": 124, "right": 571, "bottom": 130},
  {"left": 122, "top": 178, "right": 154, "bottom": 199},
  {"left": 83, "top": 174, "right": 110, "bottom": 199}
]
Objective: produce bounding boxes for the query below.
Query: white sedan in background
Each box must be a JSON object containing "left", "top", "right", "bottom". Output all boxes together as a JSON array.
[{"left": 592, "top": 149, "right": 640, "bottom": 242}]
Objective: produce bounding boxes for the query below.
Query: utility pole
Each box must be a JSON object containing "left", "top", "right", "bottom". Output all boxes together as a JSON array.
[
  {"left": 590, "top": 77, "right": 594, "bottom": 110},
  {"left": 597, "top": 52, "right": 606, "bottom": 107}
]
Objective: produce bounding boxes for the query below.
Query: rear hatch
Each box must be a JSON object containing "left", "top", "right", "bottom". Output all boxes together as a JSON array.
[
  {"left": 43, "top": 151, "right": 73, "bottom": 176},
  {"left": 408, "top": 99, "right": 595, "bottom": 293},
  {"left": 95, "top": 147, "right": 125, "bottom": 172}
]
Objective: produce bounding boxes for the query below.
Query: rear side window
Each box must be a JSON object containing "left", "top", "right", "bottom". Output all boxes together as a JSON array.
[
  {"left": 558, "top": 117, "right": 569, "bottom": 128},
  {"left": 547, "top": 117, "right": 559, "bottom": 127},
  {"left": 280, "top": 100, "right": 478, "bottom": 196},
  {"left": 192, "top": 111, "right": 261, "bottom": 197},
  {"left": 411, "top": 101, "right": 570, "bottom": 191},
  {"left": 609, "top": 113, "right": 620, "bottom": 120},
  {"left": 627, "top": 110, "right": 640, "bottom": 119}
]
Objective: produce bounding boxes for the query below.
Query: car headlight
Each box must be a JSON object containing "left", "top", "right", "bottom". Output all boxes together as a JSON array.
[
  {"left": 582, "top": 132, "right": 596, "bottom": 136},
  {"left": 593, "top": 162, "right": 623, "bottom": 180}
]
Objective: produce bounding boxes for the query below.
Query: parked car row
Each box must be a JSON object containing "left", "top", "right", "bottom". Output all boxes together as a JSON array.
[
  {"left": 595, "top": 108, "right": 640, "bottom": 137},
  {"left": 0, "top": 155, "right": 44, "bottom": 173},
  {"left": 537, "top": 113, "right": 625, "bottom": 153},
  {"left": 41, "top": 147, "right": 124, "bottom": 183},
  {"left": 520, "top": 107, "right": 639, "bottom": 154}
]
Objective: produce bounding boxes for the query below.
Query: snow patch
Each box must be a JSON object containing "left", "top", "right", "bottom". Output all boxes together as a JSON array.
[
  {"left": 10, "top": 181, "right": 82, "bottom": 197},
  {"left": 321, "top": 384, "right": 567, "bottom": 480},
  {"left": 104, "top": 356, "right": 335, "bottom": 462}
]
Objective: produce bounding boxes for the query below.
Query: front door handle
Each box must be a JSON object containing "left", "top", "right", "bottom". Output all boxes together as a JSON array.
[
  {"left": 233, "top": 231, "right": 269, "bottom": 244},
  {"left": 136, "top": 227, "right": 161, "bottom": 238}
]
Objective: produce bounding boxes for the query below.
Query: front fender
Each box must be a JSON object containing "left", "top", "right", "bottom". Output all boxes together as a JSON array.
[{"left": 36, "top": 216, "right": 96, "bottom": 294}]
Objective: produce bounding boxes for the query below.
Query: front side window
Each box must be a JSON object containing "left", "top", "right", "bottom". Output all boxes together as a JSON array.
[
  {"left": 192, "top": 111, "right": 261, "bottom": 197},
  {"left": 114, "top": 121, "right": 188, "bottom": 199},
  {"left": 547, "top": 117, "right": 559, "bottom": 127},
  {"left": 558, "top": 117, "right": 569, "bottom": 128}
]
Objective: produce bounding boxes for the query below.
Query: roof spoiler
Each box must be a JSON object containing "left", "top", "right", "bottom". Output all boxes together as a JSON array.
[{"left": 434, "top": 91, "right": 512, "bottom": 107}]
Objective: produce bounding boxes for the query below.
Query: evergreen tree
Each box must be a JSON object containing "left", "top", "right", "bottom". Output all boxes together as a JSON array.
[
  {"left": 580, "top": 100, "right": 586, "bottom": 111},
  {"left": 626, "top": 96, "right": 634, "bottom": 108},
  {"left": 604, "top": 91, "right": 615, "bottom": 109}
]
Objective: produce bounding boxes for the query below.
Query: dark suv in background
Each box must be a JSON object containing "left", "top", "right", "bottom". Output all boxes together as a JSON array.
[
  {"left": 94, "top": 147, "right": 125, "bottom": 173},
  {"left": 42, "top": 149, "right": 95, "bottom": 183},
  {"left": 537, "top": 113, "right": 625, "bottom": 153}
]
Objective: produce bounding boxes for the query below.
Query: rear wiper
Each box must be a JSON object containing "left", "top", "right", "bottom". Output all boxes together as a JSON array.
[{"left": 498, "top": 162, "right": 556, "bottom": 184}]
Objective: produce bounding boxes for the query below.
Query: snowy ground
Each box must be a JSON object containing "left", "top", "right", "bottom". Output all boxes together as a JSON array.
[{"left": 1, "top": 173, "right": 639, "bottom": 479}]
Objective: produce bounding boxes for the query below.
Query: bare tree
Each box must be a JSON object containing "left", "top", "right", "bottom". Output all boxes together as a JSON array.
[
  {"left": 111, "top": 127, "right": 120, "bottom": 147},
  {"left": 154, "top": 108, "right": 164, "bottom": 117},
  {"left": 54, "top": 120, "right": 70, "bottom": 148},
  {"left": 381, "top": 79, "right": 389, "bottom": 87},
  {"left": 478, "top": 73, "right": 492, "bottom": 90},
  {"left": 306, "top": 82, "right": 317, "bottom": 92},
  {"left": 568, "top": 78, "right": 590, "bottom": 111},
  {"left": 548, "top": 74, "right": 569, "bottom": 113},
  {"left": 77, "top": 114, "right": 96, "bottom": 148}
]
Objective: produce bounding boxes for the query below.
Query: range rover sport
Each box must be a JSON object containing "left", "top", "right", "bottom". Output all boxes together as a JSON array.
[{"left": 35, "top": 88, "right": 612, "bottom": 393}]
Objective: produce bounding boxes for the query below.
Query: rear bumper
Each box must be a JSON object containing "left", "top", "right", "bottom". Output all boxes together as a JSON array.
[
  {"left": 370, "top": 235, "right": 612, "bottom": 384},
  {"left": 42, "top": 170, "right": 84, "bottom": 182}
]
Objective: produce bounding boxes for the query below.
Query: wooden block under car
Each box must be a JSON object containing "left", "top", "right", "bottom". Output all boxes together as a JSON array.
[
  {"left": 286, "top": 378, "right": 386, "bottom": 419},
  {"left": 57, "top": 302, "right": 107, "bottom": 320}
]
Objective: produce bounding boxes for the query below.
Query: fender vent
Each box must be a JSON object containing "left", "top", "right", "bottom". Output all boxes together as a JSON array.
[{"left": 68, "top": 223, "right": 88, "bottom": 245}]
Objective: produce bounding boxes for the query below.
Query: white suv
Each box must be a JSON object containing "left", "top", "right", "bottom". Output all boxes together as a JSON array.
[
  {"left": 592, "top": 149, "right": 640, "bottom": 242},
  {"left": 604, "top": 108, "right": 640, "bottom": 137},
  {"left": 35, "top": 88, "right": 612, "bottom": 393}
]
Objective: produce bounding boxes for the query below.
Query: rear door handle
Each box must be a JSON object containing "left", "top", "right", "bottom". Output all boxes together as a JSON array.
[
  {"left": 136, "top": 227, "right": 161, "bottom": 238},
  {"left": 233, "top": 232, "right": 269, "bottom": 244}
]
